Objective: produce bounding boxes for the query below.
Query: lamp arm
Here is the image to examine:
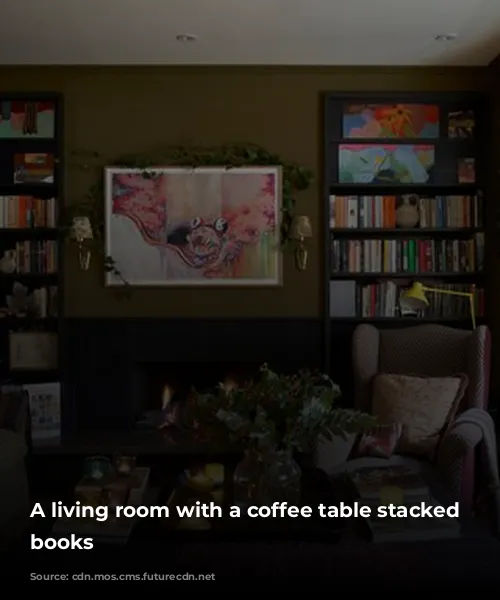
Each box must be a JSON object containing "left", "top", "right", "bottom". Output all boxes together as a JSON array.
[
  {"left": 421, "top": 285, "right": 476, "bottom": 329},
  {"left": 421, "top": 286, "right": 473, "bottom": 299}
]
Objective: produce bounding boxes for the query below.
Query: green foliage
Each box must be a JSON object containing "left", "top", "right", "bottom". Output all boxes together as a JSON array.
[
  {"left": 184, "top": 364, "right": 376, "bottom": 453},
  {"left": 64, "top": 144, "right": 314, "bottom": 284}
]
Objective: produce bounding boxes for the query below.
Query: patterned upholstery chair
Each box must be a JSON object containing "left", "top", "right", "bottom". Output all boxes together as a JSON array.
[{"left": 350, "top": 324, "right": 496, "bottom": 513}]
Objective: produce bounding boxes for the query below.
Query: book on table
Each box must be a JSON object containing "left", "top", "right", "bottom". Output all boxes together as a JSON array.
[
  {"left": 348, "top": 465, "right": 461, "bottom": 543},
  {"left": 366, "top": 499, "right": 461, "bottom": 543},
  {"left": 350, "top": 465, "right": 430, "bottom": 505}
]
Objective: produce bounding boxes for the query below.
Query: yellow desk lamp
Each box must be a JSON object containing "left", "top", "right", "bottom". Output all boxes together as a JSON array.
[{"left": 399, "top": 282, "right": 476, "bottom": 329}]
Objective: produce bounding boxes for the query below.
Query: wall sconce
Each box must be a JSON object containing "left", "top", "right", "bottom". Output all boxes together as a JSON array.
[
  {"left": 290, "top": 215, "right": 312, "bottom": 271},
  {"left": 71, "top": 216, "right": 94, "bottom": 270}
]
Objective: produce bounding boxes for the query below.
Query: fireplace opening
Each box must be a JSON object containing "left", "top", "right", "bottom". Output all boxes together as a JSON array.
[{"left": 134, "top": 362, "right": 261, "bottom": 429}]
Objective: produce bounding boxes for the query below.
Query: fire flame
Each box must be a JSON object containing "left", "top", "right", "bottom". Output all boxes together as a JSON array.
[
  {"left": 162, "top": 384, "right": 175, "bottom": 410},
  {"left": 222, "top": 376, "right": 238, "bottom": 393}
]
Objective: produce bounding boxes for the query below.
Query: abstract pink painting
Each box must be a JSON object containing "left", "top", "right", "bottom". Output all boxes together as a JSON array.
[{"left": 104, "top": 167, "right": 282, "bottom": 286}]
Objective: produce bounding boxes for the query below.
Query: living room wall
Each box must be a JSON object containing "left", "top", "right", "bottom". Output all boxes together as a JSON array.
[{"left": 0, "top": 66, "right": 493, "bottom": 318}]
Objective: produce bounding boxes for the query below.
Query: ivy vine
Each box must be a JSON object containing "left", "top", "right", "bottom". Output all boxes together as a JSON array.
[{"left": 64, "top": 143, "right": 314, "bottom": 284}]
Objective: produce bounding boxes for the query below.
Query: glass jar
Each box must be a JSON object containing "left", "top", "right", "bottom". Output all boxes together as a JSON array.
[
  {"left": 233, "top": 449, "right": 265, "bottom": 510},
  {"left": 260, "top": 449, "right": 301, "bottom": 505}
]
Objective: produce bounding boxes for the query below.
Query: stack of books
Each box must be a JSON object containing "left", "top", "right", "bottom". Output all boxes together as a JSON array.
[
  {"left": 349, "top": 466, "right": 461, "bottom": 543},
  {"left": 52, "top": 467, "right": 150, "bottom": 545}
]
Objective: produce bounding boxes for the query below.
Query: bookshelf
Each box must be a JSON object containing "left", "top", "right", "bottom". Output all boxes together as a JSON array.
[
  {"left": 323, "top": 92, "right": 488, "bottom": 369},
  {"left": 0, "top": 94, "right": 63, "bottom": 387}
]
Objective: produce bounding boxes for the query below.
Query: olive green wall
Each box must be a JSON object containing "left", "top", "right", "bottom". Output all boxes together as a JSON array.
[{"left": 0, "top": 66, "right": 493, "bottom": 317}]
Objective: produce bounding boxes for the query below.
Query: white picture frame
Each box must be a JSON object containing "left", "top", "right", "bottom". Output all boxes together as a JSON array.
[{"left": 104, "top": 166, "right": 282, "bottom": 287}]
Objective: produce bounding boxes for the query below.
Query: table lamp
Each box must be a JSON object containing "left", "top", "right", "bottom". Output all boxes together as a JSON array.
[{"left": 399, "top": 282, "right": 476, "bottom": 329}]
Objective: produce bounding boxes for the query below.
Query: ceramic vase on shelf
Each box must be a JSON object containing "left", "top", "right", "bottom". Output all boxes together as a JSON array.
[
  {"left": 260, "top": 448, "right": 301, "bottom": 505},
  {"left": 396, "top": 194, "right": 420, "bottom": 228}
]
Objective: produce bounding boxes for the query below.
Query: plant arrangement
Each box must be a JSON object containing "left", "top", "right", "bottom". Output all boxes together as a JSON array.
[
  {"left": 65, "top": 144, "right": 314, "bottom": 284},
  {"left": 185, "top": 364, "right": 376, "bottom": 453}
]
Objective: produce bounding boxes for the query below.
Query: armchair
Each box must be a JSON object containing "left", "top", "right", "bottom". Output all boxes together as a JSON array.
[{"left": 351, "top": 323, "right": 498, "bottom": 519}]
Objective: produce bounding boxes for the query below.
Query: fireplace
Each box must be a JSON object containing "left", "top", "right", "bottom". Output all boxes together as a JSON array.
[
  {"left": 64, "top": 318, "right": 325, "bottom": 438},
  {"left": 133, "top": 361, "right": 261, "bottom": 429}
]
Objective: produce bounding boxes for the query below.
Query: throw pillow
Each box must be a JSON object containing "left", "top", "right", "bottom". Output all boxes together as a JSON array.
[
  {"left": 354, "top": 423, "right": 403, "bottom": 459},
  {"left": 371, "top": 373, "right": 468, "bottom": 459}
]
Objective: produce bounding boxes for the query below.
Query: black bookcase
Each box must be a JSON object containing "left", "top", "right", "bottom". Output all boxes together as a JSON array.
[
  {"left": 0, "top": 94, "right": 63, "bottom": 390},
  {"left": 323, "top": 92, "right": 489, "bottom": 376}
]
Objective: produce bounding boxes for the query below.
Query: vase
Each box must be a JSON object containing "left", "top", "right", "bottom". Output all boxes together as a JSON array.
[
  {"left": 396, "top": 194, "right": 420, "bottom": 228},
  {"left": 233, "top": 449, "right": 266, "bottom": 510},
  {"left": 260, "top": 449, "right": 301, "bottom": 505}
]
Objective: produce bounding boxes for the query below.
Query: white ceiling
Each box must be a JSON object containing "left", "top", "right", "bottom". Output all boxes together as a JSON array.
[{"left": 1, "top": 0, "right": 500, "bottom": 66}]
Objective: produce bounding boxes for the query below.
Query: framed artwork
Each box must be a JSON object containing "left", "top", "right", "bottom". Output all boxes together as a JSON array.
[
  {"left": 24, "top": 382, "right": 61, "bottom": 443},
  {"left": 342, "top": 104, "right": 439, "bottom": 138},
  {"left": 104, "top": 166, "right": 282, "bottom": 286},
  {"left": 9, "top": 331, "right": 58, "bottom": 370},
  {"left": 338, "top": 144, "right": 435, "bottom": 184},
  {"left": 0, "top": 100, "right": 55, "bottom": 139}
]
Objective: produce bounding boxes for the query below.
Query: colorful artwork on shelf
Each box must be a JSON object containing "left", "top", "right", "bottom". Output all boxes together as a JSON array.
[
  {"left": 338, "top": 144, "right": 435, "bottom": 184},
  {"left": 458, "top": 158, "right": 475, "bottom": 184},
  {"left": 104, "top": 166, "right": 282, "bottom": 287},
  {"left": 14, "top": 153, "right": 55, "bottom": 184},
  {"left": 448, "top": 110, "right": 474, "bottom": 138},
  {"left": 342, "top": 104, "right": 439, "bottom": 139},
  {"left": 0, "top": 101, "right": 55, "bottom": 138}
]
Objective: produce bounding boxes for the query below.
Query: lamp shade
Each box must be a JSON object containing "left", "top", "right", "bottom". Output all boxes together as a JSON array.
[
  {"left": 290, "top": 215, "right": 312, "bottom": 239},
  {"left": 71, "top": 216, "right": 93, "bottom": 241},
  {"left": 399, "top": 282, "right": 429, "bottom": 312}
]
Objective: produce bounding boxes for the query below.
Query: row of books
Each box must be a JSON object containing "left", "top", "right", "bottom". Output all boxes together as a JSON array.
[
  {"left": 13, "top": 240, "right": 58, "bottom": 274},
  {"left": 331, "top": 237, "right": 484, "bottom": 275},
  {"left": 329, "top": 280, "right": 484, "bottom": 319},
  {"left": 0, "top": 196, "right": 57, "bottom": 229},
  {"left": 329, "top": 194, "right": 483, "bottom": 229}
]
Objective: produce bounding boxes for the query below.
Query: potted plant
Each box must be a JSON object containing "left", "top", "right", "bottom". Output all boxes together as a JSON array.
[{"left": 186, "top": 364, "right": 375, "bottom": 507}]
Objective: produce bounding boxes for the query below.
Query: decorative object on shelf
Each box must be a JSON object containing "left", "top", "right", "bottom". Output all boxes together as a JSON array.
[
  {"left": 0, "top": 250, "right": 17, "bottom": 274},
  {"left": 24, "top": 382, "right": 61, "bottom": 445},
  {"left": 83, "top": 455, "right": 113, "bottom": 480},
  {"left": 290, "top": 215, "right": 312, "bottom": 271},
  {"left": 187, "top": 364, "right": 375, "bottom": 505},
  {"left": 9, "top": 331, "right": 58, "bottom": 370},
  {"left": 399, "top": 281, "right": 476, "bottom": 328},
  {"left": 71, "top": 216, "right": 94, "bottom": 270},
  {"left": 396, "top": 194, "right": 420, "bottom": 228},
  {"left": 104, "top": 166, "right": 282, "bottom": 287},
  {"left": 113, "top": 455, "right": 136, "bottom": 476},
  {"left": 66, "top": 144, "right": 313, "bottom": 285},
  {"left": 5, "top": 282, "right": 31, "bottom": 316}
]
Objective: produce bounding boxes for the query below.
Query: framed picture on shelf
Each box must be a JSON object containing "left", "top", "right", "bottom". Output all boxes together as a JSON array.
[
  {"left": 104, "top": 166, "right": 282, "bottom": 287},
  {"left": 9, "top": 331, "right": 58, "bottom": 371},
  {"left": 24, "top": 382, "right": 61, "bottom": 444}
]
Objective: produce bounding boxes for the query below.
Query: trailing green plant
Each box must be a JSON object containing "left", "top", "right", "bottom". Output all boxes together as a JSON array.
[
  {"left": 184, "top": 364, "right": 376, "bottom": 453},
  {"left": 64, "top": 144, "right": 314, "bottom": 282}
]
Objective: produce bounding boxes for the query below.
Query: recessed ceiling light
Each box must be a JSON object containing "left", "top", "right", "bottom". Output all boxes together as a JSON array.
[
  {"left": 176, "top": 34, "right": 197, "bottom": 43},
  {"left": 434, "top": 34, "right": 458, "bottom": 42}
]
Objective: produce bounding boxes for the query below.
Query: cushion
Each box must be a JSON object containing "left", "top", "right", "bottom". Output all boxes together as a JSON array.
[
  {"left": 371, "top": 373, "right": 468, "bottom": 459},
  {"left": 354, "top": 423, "right": 403, "bottom": 459}
]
